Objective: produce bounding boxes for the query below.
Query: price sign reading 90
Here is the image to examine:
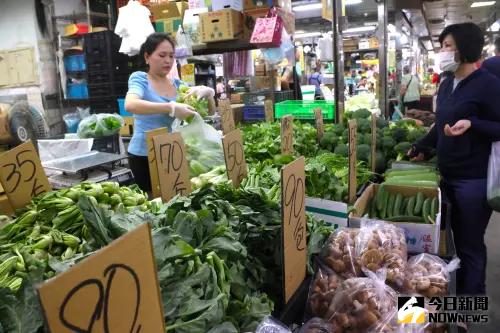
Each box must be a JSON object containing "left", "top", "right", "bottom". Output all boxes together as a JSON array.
[
  {"left": 153, "top": 132, "right": 191, "bottom": 202},
  {"left": 281, "top": 115, "right": 294, "bottom": 155},
  {"left": 222, "top": 129, "right": 248, "bottom": 187},
  {"left": 281, "top": 156, "right": 306, "bottom": 303},
  {"left": 0, "top": 141, "right": 51, "bottom": 209}
]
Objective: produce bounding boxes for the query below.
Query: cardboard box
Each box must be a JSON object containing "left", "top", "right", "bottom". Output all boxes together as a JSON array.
[
  {"left": 254, "top": 62, "right": 267, "bottom": 76},
  {"left": 349, "top": 183, "right": 442, "bottom": 254},
  {"left": 358, "top": 39, "right": 370, "bottom": 50},
  {"left": 322, "top": 0, "right": 333, "bottom": 22},
  {"left": 120, "top": 117, "right": 134, "bottom": 136},
  {"left": 200, "top": 9, "right": 244, "bottom": 43},
  {"left": 306, "top": 197, "right": 348, "bottom": 228},
  {"left": 0, "top": 194, "right": 13, "bottom": 215},
  {"left": 212, "top": 0, "right": 243, "bottom": 11},
  {"left": 369, "top": 37, "right": 379, "bottom": 48},
  {"left": 150, "top": 1, "right": 189, "bottom": 20},
  {"left": 155, "top": 18, "right": 182, "bottom": 35},
  {"left": 0, "top": 106, "right": 11, "bottom": 144},
  {"left": 188, "top": 0, "right": 207, "bottom": 9},
  {"left": 244, "top": 0, "right": 292, "bottom": 12},
  {"left": 230, "top": 92, "right": 245, "bottom": 104},
  {"left": 231, "top": 103, "right": 244, "bottom": 124},
  {"left": 184, "top": 7, "right": 209, "bottom": 44}
]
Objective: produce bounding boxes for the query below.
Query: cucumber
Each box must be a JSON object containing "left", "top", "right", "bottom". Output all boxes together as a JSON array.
[
  {"left": 385, "top": 215, "right": 425, "bottom": 223},
  {"left": 369, "top": 198, "right": 377, "bottom": 218},
  {"left": 401, "top": 197, "right": 410, "bottom": 216},
  {"left": 407, "top": 196, "right": 416, "bottom": 216},
  {"left": 422, "top": 198, "right": 432, "bottom": 223},
  {"left": 387, "top": 194, "right": 396, "bottom": 218},
  {"left": 394, "top": 194, "right": 403, "bottom": 217},
  {"left": 385, "top": 169, "right": 436, "bottom": 177},
  {"left": 380, "top": 189, "right": 389, "bottom": 218},
  {"left": 414, "top": 192, "right": 425, "bottom": 215},
  {"left": 376, "top": 185, "right": 387, "bottom": 211},
  {"left": 431, "top": 197, "right": 438, "bottom": 218},
  {"left": 384, "top": 179, "right": 438, "bottom": 188}
]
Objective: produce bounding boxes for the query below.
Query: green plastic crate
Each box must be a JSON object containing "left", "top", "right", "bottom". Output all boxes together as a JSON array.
[{"left": 274, "top": 100, "right": 335, "bottom": 120}]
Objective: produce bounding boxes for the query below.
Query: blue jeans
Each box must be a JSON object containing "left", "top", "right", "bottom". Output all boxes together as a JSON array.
[{"left": 442, "top": 178, "right": 492, "bottom": 295}]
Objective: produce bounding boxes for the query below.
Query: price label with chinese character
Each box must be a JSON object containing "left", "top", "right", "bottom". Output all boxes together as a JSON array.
[
  {"left": 264, "top": 99, "right": 274, "bottom": 122},
  {"left": 153, "top": 132, "right": 191, "bottom": 202},
  {"left": 219, "top": 100, "right": 235, "bottom": 134},
  {"left": 281, "top": 115, "right": 294, "bottom": 155},
  {"left": 146, "top": 127, "right": 168, "bottom": 198},
  {"left": 371, "top": 113, "right": 377, "bottom": 173},
  {"left": 281, "top": 157, "right": 306, "bottom": 303},
  {"left": 222, "top": 129, "right": 248, "bottom": 187},
  {"left": 314, "top": 108, "right": 324, "bottom": 141},
  {"left": 348, "top": 119, "right": 357, "bottom": 204},
  {"left": 37, "top": 223, "right": 165, "bottom": 333},
  {"left": 0, "top": 141, "right": 51, "bottom": 209}
]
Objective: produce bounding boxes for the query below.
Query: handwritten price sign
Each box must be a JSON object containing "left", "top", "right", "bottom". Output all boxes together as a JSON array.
[
  {"left": 281, "top": 115, "right": 294, "bottom": 155},
  {"left": 153, "top": 132, "right": 191, "bottom": 202},
  {"left": 0, "top": 141, "right": 51, "bottom": 209},
  {"left": 348, "top": 119, "right": 357, "bottom": 204},
  {"left": 281, "top": 157, "right": 307, "bottom": 303},
  {"left": 37, "top": 223, "right": 165, "bottom": 333},
  {"left": 314, "top": 108, "right": 324, "bottom": 141},
  {"left": 264, "top": 99, "right": 274, "bottom": 122},
  {"left": 146, "top": 127, "right": 168, "bottom": 198},
  {"left": 219, "top": 100, "right": 235, "bottom": 134},
  {"left": 222, "top": 129, "right": 248, "bottom": 187}
]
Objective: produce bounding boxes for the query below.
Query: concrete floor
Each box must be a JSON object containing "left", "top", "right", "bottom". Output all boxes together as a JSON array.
[{"left": 469, "top": 212, "right": 500, "bottom": 332}]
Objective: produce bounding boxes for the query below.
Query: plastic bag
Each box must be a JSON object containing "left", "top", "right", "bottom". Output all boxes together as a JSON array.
[
  {"left": 175, "top": 25, "right": 193, "bottom": 58},
  {"left": 175, "top": 114, "right": 225, "bottom": 177},
  {"left": 307, "top": 265, "right": 344, "bottom": 318},
  {"left": 77, "top": 113, "right": 124, "bottom": 138},
  {"left": 326, "top": 269, "right": 398, "bottom": 333},
  {"left": 356, "top": 219, "right": 407, "bottom": 290},
  {"left": 487, "top": 142, "right": 500, "bottom": 211},
  {"left": 255, "top": 316, "right": 291, "bottom": 333},
  {"left": 63, "top": 112, "right": 81, "bottom": 133},
  {"left": 403, "top": 254, "right": 459, "bottom": 298},
  {"left": 262, "top": 28, "right": 294, "bottom": 65},
  {"left": 298, "top": 318, "right": 334, "bottom": 333},
  {"left": 320, "top": 228, "right": 362, "bottom": 279}
]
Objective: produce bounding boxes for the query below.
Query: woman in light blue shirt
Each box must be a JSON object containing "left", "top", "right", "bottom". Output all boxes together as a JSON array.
[{"left": 125, "top": 33, "right": 214, "bottom": 192}]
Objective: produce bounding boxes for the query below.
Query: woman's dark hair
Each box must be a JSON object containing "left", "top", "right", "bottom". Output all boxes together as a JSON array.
[
  {"left": 439, "top": 23, "right": 484, "bottom": 63},
  {"left": 140, "top": 32, "right": 176, "bottom": 59}
]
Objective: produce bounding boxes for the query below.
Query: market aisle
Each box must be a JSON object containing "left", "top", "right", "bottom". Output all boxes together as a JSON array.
[{"left": 471, "top": 212, "right": 500, "bottom": 332}]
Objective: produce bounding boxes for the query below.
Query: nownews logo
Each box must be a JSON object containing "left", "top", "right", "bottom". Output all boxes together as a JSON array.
[{"left": 397, "top": 296, "right": 489, "bottom": 325}]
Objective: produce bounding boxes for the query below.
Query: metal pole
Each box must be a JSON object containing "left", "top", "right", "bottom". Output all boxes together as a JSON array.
[
  {"left": 395, "top": 11, "right": 403, "bottom": 106},
  {"left": 377, "top": 0, "right": 388, "bottom": 118},
  {"left": 332, "top": 0, "right": 345, "bottom": 124}
]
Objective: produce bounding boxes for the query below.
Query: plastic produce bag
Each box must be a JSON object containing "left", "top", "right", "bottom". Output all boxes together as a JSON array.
[
  {"left": 403, "top": 254, "right": 459, "bottom": 298},
  {"left": 77, "top": 113, "right": 124, "bottom": 138},
  {"left": 356, "top": 219, "right": 407, "bottom": 290},
  {"left": 307, "top": 265, "right": 344, "bottom": 318},
  {"left": 255, "top": 317, "right": 291, "bottom": 333},
  {"left": 325, "top": 269, "right": 398, "bottom": 333},
  {"left": 487, "top": 142, "right": 500, "bottom": 211},
  {"left": 298, "top": 318, "right": 335, "bottom": 333},
  {"left": 262, "top": 28, "right": 294, "bottom": 65},
  {"left": 175, "top": 114, "right": 224, "bottom": 177},
  {"left": 321, "top": 228, "right": 362, "bottom": 279},
  {"left": 63, "top": 112, "right": 81, "bottom": 133},
  {"left": 175, "top": 25, "right": 193, "bottom": 58}
]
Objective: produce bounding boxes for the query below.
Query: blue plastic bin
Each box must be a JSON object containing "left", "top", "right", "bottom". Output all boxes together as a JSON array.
[
  {"left": 117, "top": 98, "right": 132, "bottom": 116},
  {"left": 67, "top": 82, "right": 88, "bottom": 99},
  {"left": 64, "top": 54, "right": 86, "bottom": 72},
  {"left": 243, "top": 105, "right": 265, "bottom": 121}
]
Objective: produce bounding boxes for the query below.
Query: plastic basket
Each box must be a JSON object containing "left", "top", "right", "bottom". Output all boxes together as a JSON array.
[
  {"left": 64, "top": 54, "right": 86, "bottom": 72},
  {"left": 243, "top": 105, "right": 265, "bottom": 121},
  {"left": 274, "top": 100, "right": 335, "bottom": 120},
  {"left": 67, "top": 82, "right": 89, "bottom": 99},
  {"left": 243, "top": 90, "right": 294, "bottom": 106}
]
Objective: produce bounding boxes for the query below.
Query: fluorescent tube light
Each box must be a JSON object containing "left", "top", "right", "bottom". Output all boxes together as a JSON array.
[
  {"left": 294, "top": 32, "right": 322, "bottom": 38},
  {"left": 470, "top": 1, "right": 495, "bottom": 8},
  {"left": 292, "top": 3, "right": 322, "bottom": 12},
  {"left": 343, "top": 26, "right": 377, "bottom": 33}
]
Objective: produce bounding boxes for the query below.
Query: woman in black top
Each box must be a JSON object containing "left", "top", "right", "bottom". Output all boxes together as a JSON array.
[{"left": 410, "top": 23, "right": 500, "bottom": 298}]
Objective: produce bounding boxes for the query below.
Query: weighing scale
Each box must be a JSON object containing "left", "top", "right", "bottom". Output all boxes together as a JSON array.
[{"left": 43, "top": 151, "right": 134, "bottom": 189}]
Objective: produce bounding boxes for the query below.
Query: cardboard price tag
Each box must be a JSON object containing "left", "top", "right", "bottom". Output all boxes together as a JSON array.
[
  {"left": 222, "top": 129, "right": 248, "bottom": 187},
  {"left": 348, "top": 120, "right": 357, "bottom": 204},
  {"left": 264, "top": 99, "right": 274, "bottom": 122},
  {"left": 219, "top": 100, "right": 235, "bottom": 134},
  {"left": 314, "top": 108, "right": 324, "bottom": 141},
  {"left": 371, "top": 114, "right": 377, "bottom": 173},
  {"left": 0, "top": 141, "right": 51, "bottom": 210},
  {"left": 153, "top": 132, "right": 191, "bottom": 202},
  {"left": 281, "top": 157, "right": 307, "bottom": 303},
  {"left": 146, "top": 127, "right": 168, "bottom": 198},
  {"left": 281, "top": 115, "right": 294, "bottom": 155},
  {"left": 37, "top": 223, "right": 165, "bottom": 333}
]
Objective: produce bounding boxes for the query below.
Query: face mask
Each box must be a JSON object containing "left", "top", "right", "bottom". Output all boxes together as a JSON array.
[{"left": 438, "top": 51, "right": 460, "bottom": 72}]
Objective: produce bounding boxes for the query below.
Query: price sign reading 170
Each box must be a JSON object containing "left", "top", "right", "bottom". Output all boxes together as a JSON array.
[{"left": 281, "top": 156, "right": 307, "bottom": 304}]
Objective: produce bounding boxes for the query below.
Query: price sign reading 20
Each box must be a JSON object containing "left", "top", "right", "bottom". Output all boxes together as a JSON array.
[{"left": 281, "top": 157, "right": 307, "bottom": 303}]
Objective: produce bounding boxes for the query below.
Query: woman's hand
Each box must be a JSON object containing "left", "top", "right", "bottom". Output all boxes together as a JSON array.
[
  {"left": 170, "top": 102, "right": 196, "bottom": 120},
  {"left": 444, "top": 119, "right": 471, "bottom": 136},
  {"left": 185, "top": 86, "right": 215, "bottom": 100}
]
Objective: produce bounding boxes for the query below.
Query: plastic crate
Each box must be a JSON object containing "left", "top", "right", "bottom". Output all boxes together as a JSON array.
[
  {"left": 91, "top": 134, "right": 121, "bottom": 154},
  {"left": 274, "top": 100, "right": 335, "bottom": 120},
  {"left": 64, "top": 54, "right": 86, "bottom": 72},
  {"left": 117, "top": 98, "right": 133, "bottom": 116},
  {"left": 243, "top": 105, "right": 265, "bottom": 121},
  {"left": 89, "top": 97, "right": 119, "bottom": 114},
  {"left": 243, "top": 90, "right": 294, "bottom": 106},
  {"left": 88, "top": 82, "right": 128, "bottom": 98},
  {"left": 87, "top": 70, "right": 129, "bottom": 85},
  {"left": 67, "top": 82, "right": 89, "bottom": 99}
]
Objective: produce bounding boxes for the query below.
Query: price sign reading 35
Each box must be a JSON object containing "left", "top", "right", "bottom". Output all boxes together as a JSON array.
[
  {"left": 281, "top": 157, "right": 307, "bottom": 303},
  {"left": 281, "top": 115, "right": 294, "bottom": 155},
  {"left": 222, "top": 129, "right": 248, "bottom": 187}
]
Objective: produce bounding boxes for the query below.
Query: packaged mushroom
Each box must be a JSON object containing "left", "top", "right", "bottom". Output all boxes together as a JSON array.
[
  {"left": 321, "top": 228, "right": 362, "bottom": 279},
  {"left": 356, "top": 220, "right": 408, "bottom": 289},
  {"left": 403, "top": 254, "right": 460, "bottom": 298},
  {"left": 307, "top": 266, "right": 344, "bottom": 318},
  {"left": 298, "top": 317, "right": 335, "bottom": 333},
  {"left": 325, "top": 269, "right": 398, "bottom": 333}
]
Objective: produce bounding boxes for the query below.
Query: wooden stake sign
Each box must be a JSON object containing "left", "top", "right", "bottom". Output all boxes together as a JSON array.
[
  {"left": 0, "top": 140, "right": 51, "bottom": 210},
  {"left": 348, "top": 119, "right": 357, "bottom": 204},
  {"left": 153, "top": 132, "right": 191, "bottom": 202},
  {"left": 281, "top": 115, "right": 294, "bottom": 155},
  {"left": 281, "top": 157, "right": 307, "bottom": 304},
  {"left": 146, "top": 127, "right": 168, "bottom": 199},
  {"left": 264, "top": 99, "right": 274, "bottom": 122},
  {"left": 314, "top": 108, "right": 324, "bottom": 141},
  {"left": 371, "top": 114, "right": 377, "bottom": 173},
  {"left": 219, "top": 99, "right": 235, "bottom": 134},
  {"left": 222, "top": 129, "right": 248, "bottom": 187},
  {"left": 37, "top": 223, "right": 165, "bottom": 333}
]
